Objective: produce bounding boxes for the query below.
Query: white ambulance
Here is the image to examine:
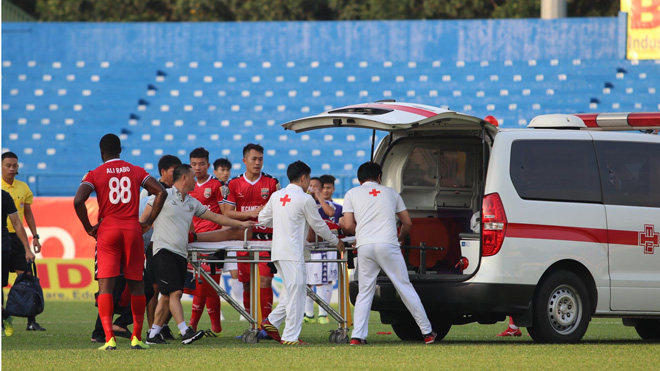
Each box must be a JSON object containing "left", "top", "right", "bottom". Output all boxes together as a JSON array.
[{"left": 283, "top": 102, "right": 660, "bottom": 344}]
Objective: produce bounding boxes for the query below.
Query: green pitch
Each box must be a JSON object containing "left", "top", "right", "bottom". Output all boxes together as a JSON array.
[{"left": 2, "top": 302, "right": 658, "bottom": 370}]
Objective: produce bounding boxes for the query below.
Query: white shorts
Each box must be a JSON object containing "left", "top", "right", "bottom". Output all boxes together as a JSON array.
[
  {"left": 306, "top": 251, "right": 338, "bottom": 285},
  {"left": 224, "top": 250, "right": 238, "bottom": 272}
]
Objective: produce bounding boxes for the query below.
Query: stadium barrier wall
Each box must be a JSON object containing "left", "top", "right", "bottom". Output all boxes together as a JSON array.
[{"left": 3, "top": 18, "right": 620, "bottom": 64}]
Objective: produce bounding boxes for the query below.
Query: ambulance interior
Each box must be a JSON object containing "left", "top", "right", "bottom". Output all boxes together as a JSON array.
[{"left": 380, "top": 135, "right": 485, "bottom": 278}]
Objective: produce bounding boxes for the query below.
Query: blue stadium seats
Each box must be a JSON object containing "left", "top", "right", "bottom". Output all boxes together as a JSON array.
[{"left": 2, "top": 22, "right": 660, "bottom": 196}]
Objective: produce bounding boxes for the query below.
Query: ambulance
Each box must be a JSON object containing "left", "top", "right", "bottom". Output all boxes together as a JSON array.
[{"left": 283, "top": 102, "right": 660, "bottom": 343}]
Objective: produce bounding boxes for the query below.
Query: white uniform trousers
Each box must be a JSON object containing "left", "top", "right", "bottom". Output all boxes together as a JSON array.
[
  {"left": 267, "top": 260, "right": 307, "bottom": 342},
  {"left": 351, "top": 243, "right": 433, "bottom": 340}
]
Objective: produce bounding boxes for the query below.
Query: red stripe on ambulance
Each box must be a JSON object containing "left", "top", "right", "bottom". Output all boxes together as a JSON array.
[
  {"left": 342, "top": 103, "right": 437, "bottom": 118},
  {"left": 507, "top": 223, "right": 645, "bottom": 246}
]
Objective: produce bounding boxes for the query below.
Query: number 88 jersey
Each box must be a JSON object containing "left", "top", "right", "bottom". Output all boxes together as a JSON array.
[{"left": 81, "top": 158, "right": 151, "bottom": 233}]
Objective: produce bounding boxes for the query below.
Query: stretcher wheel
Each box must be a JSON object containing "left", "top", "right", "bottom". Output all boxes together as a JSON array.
[
  {"left": 335, "top": 331, "right": 349, "bottom": 344},
  {"left": 242, "top": 329, "right": 259, "bottom": 344},
  {"left": 329, "top": 330, "right": 338, "bottom": 343},
  {"left": 329, "top": 329, "right": 349, "bottom": 344}
]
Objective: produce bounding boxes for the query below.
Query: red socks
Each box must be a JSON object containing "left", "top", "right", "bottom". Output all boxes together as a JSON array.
[
  {"left": 206, "top": 296, "right": 222, "bottom": 333},
  {"left": 190, "top": 295, "right": 222, "bottom": 333},
  {"left": 98, "top": 293, "right": 114, "bottom": 342},
  {"left": 260, "top": 287, "right": 273, "bottom": 319},
  {"left": 190, "top": 295, "right": 205, "bottom": 331},
  {"left": 242, "top": 287, "right": 273, "bottom": 320},
  {"left": 131, "top": 295, "right": 146, "bottom": 341},
  {"left": 243, "top": 290, "right": 251, "bottom": 314}
]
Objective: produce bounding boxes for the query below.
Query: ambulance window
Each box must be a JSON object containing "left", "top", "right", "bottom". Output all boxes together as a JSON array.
[
  {"left": 439, "top": 150, "right": 470, "bottom": 188},
  {"left": 510, "top": 140, "right": 601, "bottom": 203},
  {"left": 595, "top": 141, "right": 660, "bottom": 207},
  {"left": 403, "top": 146, "right": 437, "bottom": 186}
]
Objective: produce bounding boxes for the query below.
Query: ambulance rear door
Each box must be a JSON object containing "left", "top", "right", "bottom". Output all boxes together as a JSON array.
[{"left": 281, "top": 101, "right": 492, "bottom": 134}]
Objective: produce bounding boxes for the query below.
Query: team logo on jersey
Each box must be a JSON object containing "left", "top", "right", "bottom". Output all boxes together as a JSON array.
[
  {"left": 81, "top": 172, "right": 89, "bottom": 181},
  {"left": 276, "top": 183, "right": 281, "bottom": 191},
  {"left": 204, "top": 188, "right": 212, "bottom": 199},
  {"left": 221, "top": 185, "right": 229, "bottom": 198},
  {"left": 189, "top": 204, "right": 194, "bottom": 211},
  {"left": 261, "top": 188, "right": 270, "bottom": 199}
]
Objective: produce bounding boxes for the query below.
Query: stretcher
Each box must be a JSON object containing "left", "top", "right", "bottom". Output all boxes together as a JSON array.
[{"left": 188, "top": 229, "right": 355, "bottom": 344}]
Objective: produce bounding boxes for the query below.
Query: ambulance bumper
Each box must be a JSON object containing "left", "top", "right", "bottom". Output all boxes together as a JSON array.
[{"left": 349, "top": 279, "right": 535, "bottom": 316}]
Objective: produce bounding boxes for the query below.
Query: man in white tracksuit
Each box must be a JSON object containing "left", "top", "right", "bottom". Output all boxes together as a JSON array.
[
  {"left": 258, "top": 161, "right": 345, "bottom": 345},
  {"left": 341, "top": 162, "right": 437, "bottom": 345}
]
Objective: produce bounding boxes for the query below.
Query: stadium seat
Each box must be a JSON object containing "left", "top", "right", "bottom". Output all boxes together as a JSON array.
[{"left": 3, "top": 39, "right": 659, "bottom": 197}]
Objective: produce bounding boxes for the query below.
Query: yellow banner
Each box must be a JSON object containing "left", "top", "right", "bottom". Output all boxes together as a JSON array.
[
  {"left": 3, "top": 259, "right": 97, "bottom": 301},
  {"left": 623, "top": 0, "right": 660, "bottom": 59}
]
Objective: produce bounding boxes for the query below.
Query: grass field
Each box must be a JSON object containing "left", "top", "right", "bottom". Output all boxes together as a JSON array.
[{"left": 2, "top": 301, "right": 659, "bottom": 370}]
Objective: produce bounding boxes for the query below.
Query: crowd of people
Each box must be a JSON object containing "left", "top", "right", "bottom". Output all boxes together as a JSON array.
[{"left": 2, "top": 132, "right": 516, "bottom": 348}]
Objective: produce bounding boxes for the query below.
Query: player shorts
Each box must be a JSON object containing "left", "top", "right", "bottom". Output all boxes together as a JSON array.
[
  {"left": 252, "top": 232, "right": 273, "bottom": 240},
  {"left": 237, "top": 251, "right": 276, "bottom": 283},
  {"left": 96, "top": 228, "right": 145, "bottom": 281},
  {"left": 153, "top": 248, "right": 187, "bottom": 295},
  {"left": 7, "top": 234, "right": 29, "bottom": 274},
  {"left": 306, "top": 251, "right": 338, "bottom": 285}
]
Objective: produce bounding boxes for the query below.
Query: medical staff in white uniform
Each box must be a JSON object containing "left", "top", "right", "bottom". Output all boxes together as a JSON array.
[
  {"left": 258, "top": 161, "right": 344, "bottom": 345},
  {"left": 341, "top": 162, "right": 437, "bottom": 345}
]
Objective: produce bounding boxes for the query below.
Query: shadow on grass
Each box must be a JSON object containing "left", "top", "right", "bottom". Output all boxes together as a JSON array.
[{"left": 378, "top": 338, "right": 655, "bottom": 346}]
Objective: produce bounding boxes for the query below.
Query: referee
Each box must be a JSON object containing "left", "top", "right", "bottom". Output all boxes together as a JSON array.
[{"left": 1, "top": 152, "right": 44, "bottom": 331}]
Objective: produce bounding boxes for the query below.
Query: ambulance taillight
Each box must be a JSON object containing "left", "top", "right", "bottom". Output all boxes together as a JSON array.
[{"left": 482, "top": 193, "right": 507, "bottom": 256}]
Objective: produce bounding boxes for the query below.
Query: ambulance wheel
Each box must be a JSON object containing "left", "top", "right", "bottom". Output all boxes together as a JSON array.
[
  {"left": 527, "top": 270, "right": 591, "bottom": 344},
  {"left": 634, "top": 319, "right": 660, "bottom": 341},
  {"left": 391, "top": 314, "right": 423, "bottom": 341},
  {"left": 243, "top": 329, "right": 259, "bottom": 344},
  {"left": 429, "top": 318, "right": 452, "bottom": 341}
]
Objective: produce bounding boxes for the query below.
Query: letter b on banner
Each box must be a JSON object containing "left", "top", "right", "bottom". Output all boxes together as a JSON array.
[{"left": 631, "top": 0, "right": 660, "bottom": 29}]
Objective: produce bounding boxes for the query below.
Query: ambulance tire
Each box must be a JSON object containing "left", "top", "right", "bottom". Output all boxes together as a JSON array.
[
  {"left": 429, "top": 318, "right": 451, "bottom": 341},
  {"left": 527, "top": 270, "right": 591, "bottom": 344},
  {"left": 391, "top": 314, "right": 423, "bottom": 341},
  {"left": 390, "top": 313, "right": 450, "bottom": 342},
  {"left": 634, "top": 320, "right": 660, "bottom": 341}
]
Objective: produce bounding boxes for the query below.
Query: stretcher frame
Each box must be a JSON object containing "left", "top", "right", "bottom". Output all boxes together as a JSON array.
[{"left": 188, "top": 228, "right": 355, "bottom": 344}]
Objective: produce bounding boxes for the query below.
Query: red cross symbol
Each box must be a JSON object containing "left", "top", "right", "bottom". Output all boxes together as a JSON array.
[
  {"left": 369, "top": 189, "right": 380, "bottom": 197},
  {"left": 639, "top": 224, "right": 659, "bottom": 255},
  {"left": 280, "top": 194, "right": 292, "bottom": 206}
]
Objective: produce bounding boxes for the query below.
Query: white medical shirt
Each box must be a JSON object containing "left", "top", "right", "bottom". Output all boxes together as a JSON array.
[
  {"left": 343, "top": 181, "right": 406, "bottom": 247},
  {"left": 259, "top": 183, "right": 339, "bottom": 262}
]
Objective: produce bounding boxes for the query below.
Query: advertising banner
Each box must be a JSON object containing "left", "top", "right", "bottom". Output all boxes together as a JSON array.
[
  {"left": 3, "top": 197, "right": 99, "bottom": 300},
  {"left": 622, "top": 0, "right": 660, "bottom": 59}
]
